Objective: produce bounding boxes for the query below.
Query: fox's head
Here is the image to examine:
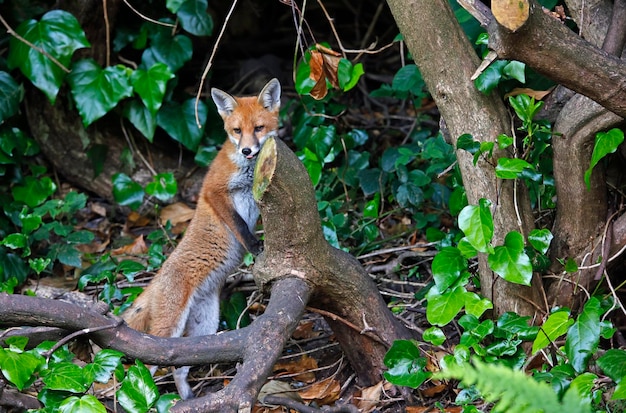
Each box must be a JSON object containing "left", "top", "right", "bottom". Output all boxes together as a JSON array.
[{"left": 211, "top": 78, "right": 281, "bottom": 159}]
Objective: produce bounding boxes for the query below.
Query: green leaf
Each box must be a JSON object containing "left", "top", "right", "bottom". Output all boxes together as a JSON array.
[
  {"left": 597, "top": 349, "right": 626, "bottom": 382},
  {"left": 487, "top": 231, "right": 533, "bottom": 285},
  {"left": 7, "top": 10, "right": 90, "bottom": 102},
  {"left": 145, "top": 172, "right": 178, "bottom": 201},
  {"left": 130, "top": 63, "right": 174, "bottom": 115},
  {"left": 42, "top": 362, "right": 89, "bottom": 392},
  {"left": 613, "top": 381, "right": 626, "bottom": 400},
  {"left": 222, "top": 291, "right": 251, "bottom": 330},
  {"left": 85, "top": 350, "right": 124, "bottom": 384},
  {"left": 0, "top": 347, "right": 42, "bottom": 390},
  {"left": 495, "top": 157, "right": 534, "bottom": 179},
  {"left": 12, "top": 176, "right": 57, "bottom": 208},
  {"left": 423, "top": 327, "right": 446, "bottom": 346},
  {"left": 124, "top": 100, "right": 157, "bottom": 141},
  {"left": 112, "top": 173, "right": 145, "bottom": 210},
  {"left": 426, "top": 285, "right": 466, "bottom": 326},
  {"left": 509, "top": 94, "right": 543, "bottom": 124},
  {"left": 503, "top": 61, "right": 525, "bottom": 83},
  {"left": 157, "top": 99, "right": 207, "bottom": 151},
  {"left": 458, "top": 199, "right": 493, "bottom": 253},
  {"left": 143, "top": 31, "right": 193, "bottom": 73},
  {"left": 117, "top": 360, "right": 159, "bottom": 413},
  {"left": 532, "top": 310, "right": 573, "bottom": 354},
  {"left": 568, "top": 373, "right": 597, "bottom": 403},
  {"left": 565, "top": 297, "right": 601, "bottom": 373},
  {"left": 177, "top": 0, "right": 213, "bottom": 36},
  {"left": 474, "top": 60, "right": 507, "bottom": 94},
  {"left": 584, "top": 128, "right": 624, "bottom": 189},
  {"left": 59, "top": 395, "right": 107, "bottom": 413},
  {"left": 392, "top": 64, "right": 423, "bottom": 93},
  {"left": 528, "top": 228, "right": 553, "bottom": 254},
  {"left": 456, "top": 133, "right": 481, "bottom": 154},
  {"left": 1, "top": 233, "right": 28, "bottom": 250},
  {"left": 155, "top": 394, "right": 180, "bottom": 413},
  {"left": 383, "top": 340, "right": 431, "bottom": 388},
  {"left": 0, "top": 71, "right": 24, "bottom": 123},
  {"left": 166, "top": 0, "right": 186, "bottom": 13},
  {"left": 431, "top": 247, "right": 467, "bottom": 291},
  {"left": 68, "top": 60, "right": 133, "bottom": 127},
  {"left": 464, "top": 291, "right": 493, "bottom": 318},
  {"left": 337, "top": 59, "right": 364, "bottom": 91}
]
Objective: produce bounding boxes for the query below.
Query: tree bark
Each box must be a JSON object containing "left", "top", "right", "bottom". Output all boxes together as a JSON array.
[{"left": 386, "top": 0, "right": 543, "bottom": 318}]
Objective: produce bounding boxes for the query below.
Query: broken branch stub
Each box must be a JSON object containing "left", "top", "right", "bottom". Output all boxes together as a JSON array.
[{"left": 491, "top": 0, "right": 530, "bottom": 32}]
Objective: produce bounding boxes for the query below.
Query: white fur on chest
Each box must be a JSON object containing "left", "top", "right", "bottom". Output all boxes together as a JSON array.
[{"left": 228, "top": 153, "right": 259, "bottom": 231}]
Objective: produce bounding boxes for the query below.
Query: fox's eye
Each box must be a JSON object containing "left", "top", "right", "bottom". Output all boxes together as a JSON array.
[
  {"left": 233, "top": 128, "right": 241, "bottom": 134},
  {"left": 254, "top": 125, "right": 264, "bottom": 133}
]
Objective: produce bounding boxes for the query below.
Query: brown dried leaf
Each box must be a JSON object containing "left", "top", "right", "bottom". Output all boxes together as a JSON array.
[
  {"left": 407, "top": 407, "right": 462, "bottom": 413},
  {"left": 159, "top": 202, "right": 195, "bottom": 226},
  {"left": 505, "top": 87, "right": 554, "bottom": 100},
  {"left": 355, "top": 381, "right": 383, "bottom": 413},
  {"left": 111, "top": 234, "right": 148, "bottom": 256},
  {"left": 292, "top": 321, "right": 320, "bottom": 340},
  {"left": 126, "top": 211, "right": 151, "bottom": 228},
  {"left": 422, "top": 383, "right": 448, "bottom": 398},
  {"left": 298, "top": 377, "right": 341, "bottom": 405},
  {"left": 273, "top": 355, "right": 318, "bottom": 383}
]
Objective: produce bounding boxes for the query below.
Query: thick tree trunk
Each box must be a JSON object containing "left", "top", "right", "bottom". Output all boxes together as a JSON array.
[
  {"left": 386, "top": 0, "right": 543, "bottom": 318},
  {"left": 253, "top": 137, "right": 415, "bottom": 386}
]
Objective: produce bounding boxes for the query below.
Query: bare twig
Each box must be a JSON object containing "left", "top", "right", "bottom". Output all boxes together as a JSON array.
[{"left": 121, "top": 0, "right": 176, "bottom": 27}]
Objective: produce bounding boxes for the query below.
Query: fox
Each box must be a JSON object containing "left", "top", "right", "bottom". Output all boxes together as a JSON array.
[{"left": 123, "top": 78, "right": 281, "bottom": 400}]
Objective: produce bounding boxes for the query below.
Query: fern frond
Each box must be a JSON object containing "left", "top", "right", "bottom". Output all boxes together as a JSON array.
[{"left": 437, "top": 359, "right": 591, "bottom": 413}]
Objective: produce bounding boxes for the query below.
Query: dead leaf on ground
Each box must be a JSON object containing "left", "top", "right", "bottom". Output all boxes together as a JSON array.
[
  {"left": 111, "top": 234, "right": 148, "bottom": 256},
  {"left": 159, "top": 202, "right": 195, "bottom": 226},
  {"left": 354, "top": 381, "right": 383, "bottom": 412},
  {"left": 258, "top": 380, "right": 302, "bottom": 403},
  {"left": 298, "top": 377, "right": 341, "bottom": 405},
  {"left": 273, "top": 354, "right": 318, "bottom": 383},
  {"left": 126, "top": 211, "right": 151, "bottom": 228},
  {"left": 292, "top": 321, "right": 320, "bottom": 340},
  {"left": 422, "top": 383, "right": 448, "bottom": 398}
]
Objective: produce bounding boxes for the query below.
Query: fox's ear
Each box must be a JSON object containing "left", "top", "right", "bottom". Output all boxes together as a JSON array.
[
  {"left": 258, "top": 78, "right": 281, "bottom": 112},
  {"left": 211, "top": 88, "right": 237, "bottom": 116}
]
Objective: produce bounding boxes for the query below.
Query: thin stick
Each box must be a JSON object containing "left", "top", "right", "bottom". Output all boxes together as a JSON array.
[
  {"left": 194, "top": 0, "right": 240, "bottom": 128},
  {"left": 102, "top": 0, "right": 111, "bottom": 67},
  {"left": 121, "top": 0, "right": 176, "bottom": 27},
  {"left": 42, "top": 324, "right": 119, "bottom": 361}
]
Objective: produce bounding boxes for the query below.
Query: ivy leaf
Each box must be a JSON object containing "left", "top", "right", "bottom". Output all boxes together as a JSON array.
[
  {"left": 68, "top": 60, "right": 133, "bottom": 127},
  {"left": 124, "top": 100, "right": 157, "bottom": 142},
  {"left": 117, "top": 360, "right": 159, "bottom": 413},
  {"left": 59, "top": 395, "right": 107, "bottom": 413},
  {"left": 474, "top": 60, "right": 507, "bottom": 94},
  {"left": 0, "top": 72, "right": 24, "bottom": 124},
  {"left": 383, "top": 340, "right": 431, "bottom": 388},
  {"left": 155, "top": 394, "right": 180, "bottom": 413},
  {"left": 0, "top": 348, "right": 42, "bottom": 390},
  {"left": 565, "top": 297, "right": 601, "bottom": 373},
  {"left": 130, "top": 63, "right": 174, "bottom": 115},
  {"left": 584, "top": 128, "right": 624, "bottom": 189},
  {"left": 337, "top": 59, "right": 364, "bottom": 91},
  {"left": 145, "top": 172, "right": 178, "bottom": 202},
  {"left": 487, "top": 231, "right": 533, "bottom": 285},
  {"left": 143, "top": 31, "right": 193, "bottom": 73},
  {"left": 7, "top": 10, "right": 90, "bottom": 103},
  {"left": 157, "top": 99, "right": 207, "bottom": 151},
  {"left": 426, "top": 285, "right": 466, "bottom": 326},
  {"left": 42, "top": 362, "right": 90, "bottom": 392},
  {"left": 464, "top": 291, "right": 493, "bottom": 318},
  {"left": 495, "top": 157, "right": 534, "bottom": 179},
  {"left": 112, "top": 173, "right": 145, "bottom": 210},
  {"left": 12, "top": 176, "right": 57, "bottom": 208},
  {"left": 528, "top": 228, "right": 553, "bottom": 254},
  {"left": 84, "top": 350, "right": 124, "bottom": 384},
  {"left": 532, "top": 310, "right": 573, "bottom": 354},
  {"left": 431, "top": 246, "right": 467, "bottom": 291},
  {"left": 458, "top": 198, "right": 493, "bottom": 253},
  {"left": 177, "top": 0, "right": 214, "bottom": 36},
  {"left": 456, "top": 133, "right": 481, "bottom": 154},
  {"left": 423, "top": 327, "right": 446, "bottom": 346},
  {"left": 503, "top": 60, "right": 525, "bottom": 83},
  {"left": 597, "top": 349, "right": 626, "bottom": 383}
]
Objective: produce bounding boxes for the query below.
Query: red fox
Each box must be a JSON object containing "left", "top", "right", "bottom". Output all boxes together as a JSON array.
[{"left": 123, "top": 78, "right": 281, "bottom": 399}]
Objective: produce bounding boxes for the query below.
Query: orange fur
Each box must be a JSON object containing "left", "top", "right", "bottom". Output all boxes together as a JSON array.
[{"left": 123, "top": 79, "right": 281, "bottom": 399}]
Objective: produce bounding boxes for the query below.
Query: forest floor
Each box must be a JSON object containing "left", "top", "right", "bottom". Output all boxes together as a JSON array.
[{"left": 24, "top": 189, "right": 464, "bottom": 413}]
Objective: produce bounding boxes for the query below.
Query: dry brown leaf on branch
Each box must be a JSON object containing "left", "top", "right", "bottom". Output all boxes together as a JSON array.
[
  {"left": 309, "top": 44, "right": 342, "bottom": 100},
  {"left": 273, "top": 354, "right": 318, "bottom": 383},
  {"left": 298, "top": 377, "right": 341, "bottom": 405},
  {"left": 125, "top": 211, "right": 151, "bottom": 228},
  {"left": 291, "top": 321, "right": 321, "bottom": 340}
]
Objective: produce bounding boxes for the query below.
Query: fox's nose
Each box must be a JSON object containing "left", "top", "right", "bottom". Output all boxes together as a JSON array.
[{"left": 242, "top": 148, "right": 252, "bottom": 156}]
